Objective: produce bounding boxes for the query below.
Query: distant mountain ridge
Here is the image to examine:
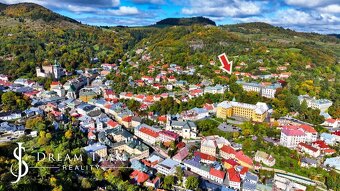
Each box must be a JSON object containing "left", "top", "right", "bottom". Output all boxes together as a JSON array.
[
  {"left": 0, "top": 3, "right": 78, "bottom": 23},
  {"left": 155, "top": 16, "right": 216, "bottom": 26},
  {"left": 0, "top": 3, "right": 7, "bottom": 10},
  {"left": 328, "top": 34, "right": 340, "bottom": 39}
]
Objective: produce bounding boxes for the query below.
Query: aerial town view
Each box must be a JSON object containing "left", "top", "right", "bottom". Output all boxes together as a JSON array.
[{"left": 0, "top": 0, "right": 339, "bottom": 191}]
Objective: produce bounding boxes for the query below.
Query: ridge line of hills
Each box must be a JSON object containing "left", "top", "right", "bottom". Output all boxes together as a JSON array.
[
  {"left": 0, "top": 2, "right": 339, "bottom": 38},
  {"left": 0, "top": 2, "right": 339, "bottom": 80}
]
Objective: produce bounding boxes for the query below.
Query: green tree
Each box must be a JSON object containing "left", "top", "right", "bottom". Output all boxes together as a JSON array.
[
  {"left": 16, "top": 99, "right": 27, "bottom": 111},
  {"left": 81, "top": 178, "right": 92, "bottom": 189},
  {"left": 65, "top": 129, "right": 73, "bottom": 139},
  {"left": 163, "top": 175, "right": 175, "bottom": 190},
  {"left": 185, "top": 176, "right": 200, "bottom": 190},
  {"left": 285, "top": 94, "right": 300, "bottom": 112},
  {"left": 1, "top": 91, "right": 17, "bottom": 111},
  {"left": 175, "top": 166, "right": 184, "bottom": 184},
  {"left": 300, "top": 100, "right": 308, "bottom": 113}
]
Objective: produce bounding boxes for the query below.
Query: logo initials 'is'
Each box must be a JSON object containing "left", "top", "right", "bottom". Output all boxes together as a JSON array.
[{"left": 10, "top": 142, "right": 29, "bottom": 184}]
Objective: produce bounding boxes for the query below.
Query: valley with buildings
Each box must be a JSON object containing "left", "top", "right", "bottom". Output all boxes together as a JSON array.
[{"left": 0, "top": 2, "right": 339, "bottom": 191}]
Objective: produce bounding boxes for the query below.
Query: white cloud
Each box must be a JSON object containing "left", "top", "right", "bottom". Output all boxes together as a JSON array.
[
  {"left": 1, "top": 0, "right": 339, "bottom": 33},
  {"left": 235, "top": 8, "right": 340, "bottom": 33},
  {"left": 133, "top": 0, "right": 165, "bottom": 4},
  {"left": 181, "top": 0, "right": 262, "bottom": 17},
  {"left": 111, "top": 0, "right": 120, "bottom": 7},
  {"left": 275, "top": 9, "right": 340, "bottom": 25},
  {"left": 0, "top": 0, "right": 121, "bottom": 10},
  {"left": 284, "top": 0, "right": 339, "bottom": 8},
  {"left": 318, "top": 4, "right": 340, "bottom": 14},
  {"left": 66, "top": 5, "right": 97, "bottom": 13},
  {"left": 1, "top": 0, "right": 47, "bottom": 5},
  {"left": 276, "top": 9, "right": 312, "bottom": 25},
  {"left": 106, "top": 6, "right": 139, "bottom": 15},
  {"left": 80, "top": 16, "right": 156, "bottom": 26}
]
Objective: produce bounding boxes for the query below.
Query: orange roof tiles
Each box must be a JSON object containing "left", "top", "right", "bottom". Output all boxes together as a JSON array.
[
  {"left": 235, "top": 151, "right": 253, "bottom": 166},
  {"left": 299, "top": 124, "right": 317, "bottom": 133},
  {"left": 107, "top": 120, "right": 119, "bottom": 128},
  {"left": 122, "top": 116, "right": 132, "bottom": 122},
  {"left": 139, "top": 127, "right": 159, "bottom": 138},
  {"left": 194, "top": 151, "right": 216, "bottom": 162},
  {"left": 130, "top": 170, "right": 149, "bottom": 184},
  {"left": 220, "top": 145, "right": 237, "bottom": 155},
  {"left": 227, "top": 168, "right": 240, "bottom": 183},
  {"left": 210, "top": 168, "right": 225, "bottom": 179}
]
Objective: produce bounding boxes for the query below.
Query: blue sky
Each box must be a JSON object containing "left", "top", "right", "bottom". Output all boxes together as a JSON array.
[{"left": 1, "top": 0, "right": 339, "bottom": 33}]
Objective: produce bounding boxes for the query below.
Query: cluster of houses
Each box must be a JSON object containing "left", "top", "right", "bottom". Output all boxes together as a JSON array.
[
  {"left": 232, "top": 71, "right": 291, "bottom": 80},
  {"left": 236, "top": 81, "right": 282, "bottom": 98},
  {"left": 0, "top": 56, "right": 337, "bottom": 191},
  {"left": 120, "top": 134, "right": 262, "bottom": 190},
  {"left": 278, "top": 122, "right": 339, "bottom": 169},
  {"left": 298, "top": 94, "right": 334, "bottom": 120},
  {"left": 229, "top": 61, "right": 293, "bottom": 80},
  {"left": 297, "top": 95, "right": 333, "bottom": 113}
]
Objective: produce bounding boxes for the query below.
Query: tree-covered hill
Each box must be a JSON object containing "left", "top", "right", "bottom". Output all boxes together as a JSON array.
[
  {"left": 0, "top": 2, "right": 338, "bottom": 96},
  {"left": 0, "top": 3, "right": 78, "bottom": 24},
  {"left": 155, "top": 16, "right": 216, "bottom": 26},
  {"left": 223, "top": 22, "right": 340, "bottom": 44},
  {"left": 0, "top": 3, "right": 137, "bottom": 78},
  {"left": 0, "top": 3, "right": 7, "bottom": 11},
  {"left": 0, "top": 3, "right": 83, "bottom": 32}
]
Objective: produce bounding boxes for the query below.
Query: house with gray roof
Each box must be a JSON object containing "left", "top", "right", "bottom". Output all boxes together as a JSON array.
[{"left": 165, "top": 114, "right": 198, "bottom": 139}]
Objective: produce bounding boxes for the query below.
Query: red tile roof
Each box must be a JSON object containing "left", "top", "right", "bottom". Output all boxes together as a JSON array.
[
  {"left": 324, "top": 149, "right": 336, "bottom": 154},
  {"left": 326, "top": 118, "right": 336, "bottom": 123},
  {"left": 145, "top": 95, "right": 154, "bottom": 102},
  {"left": 299, "top": 124, "right": 317, "bottom": 133},
  {"left": 220, "top": 145, "right": 236, "bottom": 155},
  {"left": 332, "top": 131, "right": 340, "bottom": 136},
  {"left": 282, "top": 128, "right": 305, "bottom": 136},
  {"left": 176, "top": 142, "right": 186, "bottom": 149},
  {"left": 88, "top": 131, "right": 95, "bottom": 138},
  {"left": 194, "top": 151, "right": 216, "bottom": 162},
  {"left": 0, "top": 80, "right": 12, "bottom": 86},
  {"left": 122, "top": 116, "right": 132, "bottom": 122},
  {"left": 126, "top": 92, "right": 133, "bottom": 97},
  {"left": 105, "top": 89, "right": 114, "bottom": 95},
  {"left": 139, "top": 127, "right": 159, "bottom": 138},
  {"left": 227, "top": 168, "right": 240, "bottom": 183},
  {"left": 222, "top": 159, "right": 239, "bottom": 167},
  {"left": 158, "top": 116, "right": 167, "bottom": 122},
  {"left": 159, "top": 130, "right": 179, "bottom": 140},
  {"left": 51, "top": 81, "right": 61, "bottom": 86},
  {"left": 135, "top": 94, "right": 145, "bottom": 99},
  {"left": 282, "top": 125, "right": 299, "bottom": 130},
  {"left": 107, "top": 120, "right": 119, "bottom": 128},
  {"left": 210, "top": 168, "right": 225, "bottom": 179},
  {"left": 203, "top": 103, "right": 214, "bottom": 111},
  {"left": 239, "top": 167, "right": 249, "bottom": 175},
  {"left": 130, "top": 170, "right": 149, "bottom": 184},
  {"left": 312, "top": 140, "right": 329, "bottom": 149},
  {"left": 298, "top": 143, "right": 318, "bottom": 152},
  {"left": 190, "top": 89, "right": 203, "bottom": 94},
  {"left": 24, "top": 90, "right": 39, "bottom": 97},
  {"left": 235, "top": 151, "right": 253, "bottom": 166},
  {"left": 173, "top": 147, "right": 189, "bottom": 161},
  {"left": 104, "top": 103, "right": 112, "bottom": 109}
]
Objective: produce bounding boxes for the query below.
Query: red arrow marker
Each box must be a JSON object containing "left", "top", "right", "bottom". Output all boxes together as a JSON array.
[{"left": 218, "top": 53, "right": 233, "bottom": 74}]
